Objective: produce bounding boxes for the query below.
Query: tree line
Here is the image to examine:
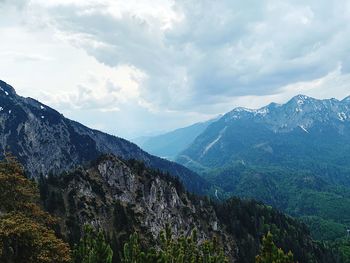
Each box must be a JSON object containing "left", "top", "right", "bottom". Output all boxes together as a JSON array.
[{"left": 0, "top": 156, "right": 297, "bottom": 263}]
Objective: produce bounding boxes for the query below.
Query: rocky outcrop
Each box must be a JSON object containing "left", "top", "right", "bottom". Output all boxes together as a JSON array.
[{"left": 40, "top": 155, "right": 237, "bottom": 261}]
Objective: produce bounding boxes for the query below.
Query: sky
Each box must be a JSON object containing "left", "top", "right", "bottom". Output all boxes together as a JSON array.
[{"left": 1, "top": 0, "right": 350, "bottom": 139}]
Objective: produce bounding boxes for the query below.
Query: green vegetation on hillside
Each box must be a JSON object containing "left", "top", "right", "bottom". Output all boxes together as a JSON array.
[
  {"left": 0, "top": 155, "right": 71, "bottom": 263},
  {"left": 205, "top": 164, "right": 350, "bottom": 242},
  {"left": 122, "top": 226, "right": 228, "bottom": 263},
  {"left": 213, "top": 197, "right": 335, "bottom": 263},
  {"left": 72, "top": 224, "right": 113, "bottom": 263},
  {"left": 255, "top": 232, "right": 294, "bottom": 263},
  {"left": 0, "top": 156, "right": 341, "bottom": 262}
]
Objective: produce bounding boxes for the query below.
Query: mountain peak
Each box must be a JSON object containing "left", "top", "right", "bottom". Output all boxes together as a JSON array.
[
  {"left": 295, "top": 94, "right": 311, "bottom": 100},
  {"left": 0, "top": 80, "right": 209, "bottom": 194},
  {"left": 289, "top": 94, "right": 314, "bottom": 103},
  {"left": 0, "top": 80, "right": 17, "bottom": 97}
]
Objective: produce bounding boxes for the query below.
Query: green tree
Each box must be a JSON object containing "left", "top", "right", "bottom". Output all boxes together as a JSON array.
[
  {"left": 122, "top": 225, "right": 228, "bottom": 263},
  {"left": 255, "top": 232, "right": 294, "bottom": 263},
  {"left": 73, "top": 224, "right": 113, "bottom": 263},
  {"left": 0, "top": 155, "right": 71, "bottom": 263}
]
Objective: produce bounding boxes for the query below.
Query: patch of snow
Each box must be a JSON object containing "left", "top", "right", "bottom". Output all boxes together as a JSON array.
[
  {"left": 0, "top": 107, "right": 3, "bottom": 111},
  {"left": 299, "top": 125, "right": 309, "bottom": 133},
  {"left": 8, "top": 110, "right": 11, "bottom": 114},
  {"left": 202, "top": 126, "right": 227, "bottom": 156},
  {"left": 338, "top": 112, "right": 347, "bottom": 122},
  {"left": 244, "top": 108, "right": 256, "bottom": 113},
  {"left": 40, "top": 105, "right": 45, "bottom": 110},
  {"left": 230, "top": 115, "right": 240, "bottom": 120},
  {"left": 297, "top": 95, "right": 310, "bottom": 101},
  {"left": 41, "top": 115, "right": 45, "bottom": 119},
  {"left": 215, "top": 189, "right": 219, "bottom": 200},
  {"left": 297, "top": 99, "right": 304, "bottom": 106},
  {"left": 255, "top": 107, "right": 269, "bottom": 116},
  {"left": 230, "top": 106, "right": 270, "bottom": 118},
  {"left": 0, "top": 87, "right": 8, "bottom": 95},
  {"left": 203, "top": 135, "right": 222, "bottom": 155},
  {"left": 296, "top": 107, "right": 303, "bottom": 112},
  {"left": 234, "top": 107, "right": 255, "bottom": 113}
]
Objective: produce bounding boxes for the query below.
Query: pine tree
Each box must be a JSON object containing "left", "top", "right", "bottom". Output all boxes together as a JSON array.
[
  {"left": 122, "top": 225, "right": 228, "bottom": 263},
  {"left": 73, "top": 224, "right": 113, "bottom": 263},
  {"left": 255, "top": 232, "right": 294, "bottom": 263}
]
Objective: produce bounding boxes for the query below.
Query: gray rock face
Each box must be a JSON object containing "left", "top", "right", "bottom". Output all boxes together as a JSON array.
[
  {"left": 44, "top": 155, "right": 236, "bottom": 261},
  {"left": 0, "top": 80, "right": 209, "bottom": 193},
  {"left": 94, "top": 157, "right": 205, "bottom": 238}
]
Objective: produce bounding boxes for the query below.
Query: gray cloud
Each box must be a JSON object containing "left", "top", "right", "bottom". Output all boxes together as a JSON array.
[
  {"left": 2, "top": 0, "right": 350, "bottom": 137},
  {"left": 33, "top": 0, "right": 350, "bottom": 113}
]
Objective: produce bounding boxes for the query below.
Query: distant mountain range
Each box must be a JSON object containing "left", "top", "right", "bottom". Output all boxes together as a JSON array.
[
  {"left": 0, "top": 80, "right": 209, "bottom": 194},
  {"left": 133, "top": 117, "right": 219, "bottom": 160},
  {"left": 148, "top": 94, "right": 350, "bottom": 241},
  {"left": 177, "top": 94, "right": 350, "bottom": 173},
  {"left": 0, "top": 80, "right": 337, "bottom": 263}
]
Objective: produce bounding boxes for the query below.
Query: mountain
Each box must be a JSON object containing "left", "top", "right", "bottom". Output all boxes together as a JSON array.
[
  {"left": 133, "top": 117, "right": 219, "bottom": 160},
  {"left": 176, "top": 94, "right": 350, "bottom": 240},
  {"left": 0, "top": 81, "right": 337, "bottom": 262},
  {"left": 0, "top": 79, "right": 209, "bottom": 194},
  {"left": 39, "top": 155, "right": 335, "bottom": 263},
  {"left": 177, "top": 94, "right": 350, "bottom": 171}
]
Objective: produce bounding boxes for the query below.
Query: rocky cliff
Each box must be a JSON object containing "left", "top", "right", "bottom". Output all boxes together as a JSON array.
[
  {"left": 39, "top": 155, "right": 335, "bottom": 263},
  {"left": 39, "top": 155, "right": 237, "bottom": 262}
]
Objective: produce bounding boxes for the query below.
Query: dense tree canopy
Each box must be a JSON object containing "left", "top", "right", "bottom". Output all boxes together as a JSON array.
[
  {"left": 122, "top": 226, "right": 228, "bottom": 263},
  {"left": 72, "top": 224, "right": 113, "bottom": 263},
  {"left": 0, "top": 155, "right": 71, "bottom": 263},
  {"left": 255, "top": 232, "right": 294, "bottom": 263}
]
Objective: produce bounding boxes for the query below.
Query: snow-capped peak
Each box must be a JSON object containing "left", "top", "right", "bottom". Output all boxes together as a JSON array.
[
  {"left": 289, "top": 94, "right": 312, "bottom": 105},
  {"left": 296, "top": 94, "right": 311, "bottom": 101}
]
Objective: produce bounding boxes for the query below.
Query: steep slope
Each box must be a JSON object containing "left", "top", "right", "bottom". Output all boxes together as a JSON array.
[
  {"left": 0, "top": 80, "right": 209, "bottom": 194},
  {"left": 39, "top": 155, "right": 335, "bottom": 263},
  {"left": 39, "top": 155, "right": 236, "bottom": 261},
  {"left": 133, "top": 118, "right": 219, "bottom": 160},
  {"left": 177, "top": 95, "right": 350, "bottom": 240},
  {"left": 178, "top": 95, "right": 350, "bottom": 172}
]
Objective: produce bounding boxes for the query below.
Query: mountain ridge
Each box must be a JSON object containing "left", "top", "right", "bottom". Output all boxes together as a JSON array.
[
  {"left": 178, "top": 94, "right": 350, "bottom": 169},
  {"left": 175, "top": 94, "right": 350, "bottom": 241},
  {"left": 0, "top": 79, "right": 209, "bottom": 194}
]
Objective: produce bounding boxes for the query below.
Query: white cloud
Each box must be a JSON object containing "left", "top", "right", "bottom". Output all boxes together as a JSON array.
[
  {"left": 41, "top": 65, "right": 146, "bottom": 112},
  {"left": 1, "top": 0, "right": 350, "bottom": 138},
  {"left": 32, "top": 0, "right": 350, "bottom": 106}
]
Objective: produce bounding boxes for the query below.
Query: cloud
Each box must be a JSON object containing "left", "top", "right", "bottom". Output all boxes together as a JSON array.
[
  {"left": 1, "top": 0, "right": 350, "bottom": 137},
  {"left": 0, "top": 51, "right": 53, "bottom": 62},
  {"left": 25, "top": 0, "right": 350, "bottom": 112},
  {"left": 0, "top": 0, "right": 26, "bottom": 7},
  {"left": 40, "top": 64, "right": 146, "bottom": 113}
]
